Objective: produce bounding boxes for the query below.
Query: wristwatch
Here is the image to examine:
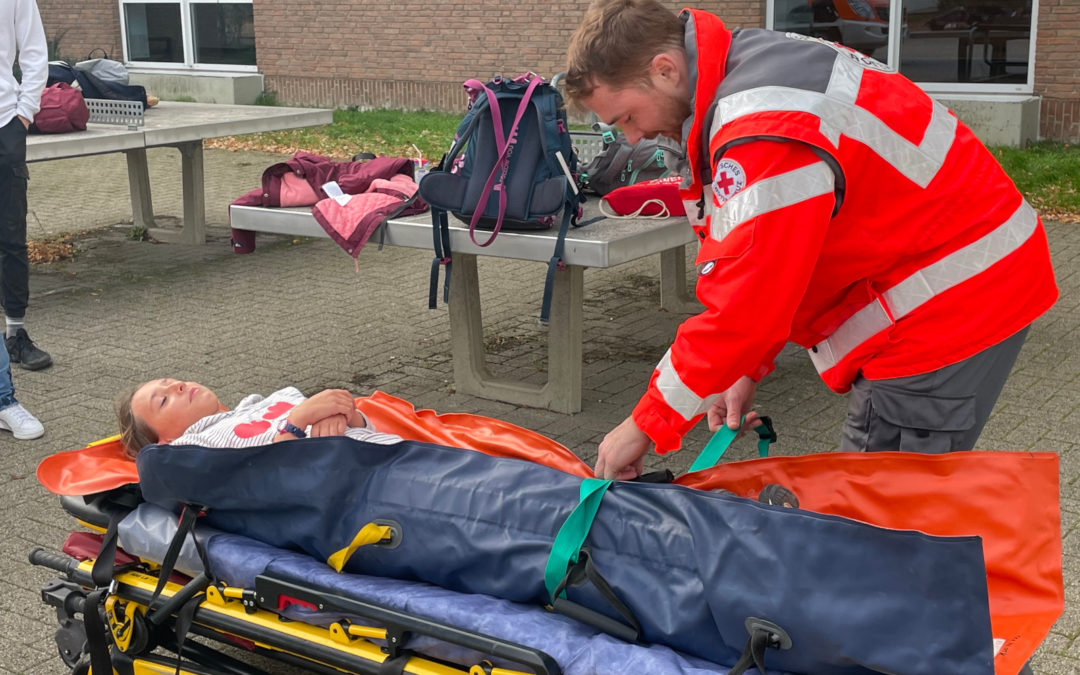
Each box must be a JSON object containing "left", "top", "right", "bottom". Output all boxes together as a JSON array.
[{"left": 276, "top": 418, "right": 307, "bottom": 439}]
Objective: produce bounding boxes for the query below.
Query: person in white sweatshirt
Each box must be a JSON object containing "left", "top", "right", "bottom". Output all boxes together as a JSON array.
[
  {"left": 1, "top": 0, "right": 53, "bottom": 374},
  {"left": 0, "top": 0, "right": 48, "bottom": 441}
]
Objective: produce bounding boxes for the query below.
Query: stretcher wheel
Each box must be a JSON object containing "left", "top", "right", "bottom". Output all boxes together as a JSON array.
[
  {"left": 122, "top": 610, "right": 151, "bottom": 655},
  {"left": 66, "top": 656, "right": 89, "bottom": 675},
  {"left": 54, "top": 619, "right": 88, "bottom": 668}
]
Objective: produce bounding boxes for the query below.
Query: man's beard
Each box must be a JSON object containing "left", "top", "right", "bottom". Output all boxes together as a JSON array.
[{"left": 651, "top": 91, "right": 692, "bottom": 143}]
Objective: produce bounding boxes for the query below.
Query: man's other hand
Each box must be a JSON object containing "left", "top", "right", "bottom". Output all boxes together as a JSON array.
[
  {"left": 706, "top": 376, "right": 759, "bottom": 431},
  {"left": 595, "top": 416, "right": 652, "bottom": 480}
]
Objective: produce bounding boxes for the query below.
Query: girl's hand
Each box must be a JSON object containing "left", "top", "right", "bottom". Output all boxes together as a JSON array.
[
  {"left": 347, "top": 408, "right": 369, "bottom": 429},
  {"left": 310, "top": 413, "right": 348, "bottom": 437},
  {"left": 289, "top": 389, "right": 356, "bottom": 429}
]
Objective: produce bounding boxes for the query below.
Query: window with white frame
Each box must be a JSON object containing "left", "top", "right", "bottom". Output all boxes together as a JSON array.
[
  {"left": 767, "top": 0, "right": 1036, "bottom": 94},
  {"left": 120, "top": 0, "right": 256, "bottom": 70}
]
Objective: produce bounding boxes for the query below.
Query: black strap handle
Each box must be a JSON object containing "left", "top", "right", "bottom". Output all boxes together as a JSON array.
[
  {"left": 729, "top": 618, "right": 792, "bottom": 675},
  {"left": 550, "top": 549, "right": 642, "bottom": 643},
  {"left": 429, "top": 209, "right": 452, "bottom": 309},
  {"left": 83, "top": 587, "right": 113, "bottom": 675},
  {"left": 147, "top": 504, "right": 201, "bottom": 614},
  {"left": 540, "top": 198, "right": 577, "bottom": 323}
]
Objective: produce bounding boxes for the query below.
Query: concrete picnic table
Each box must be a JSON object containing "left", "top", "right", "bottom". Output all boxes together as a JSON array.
[
  {"left": 26, "top": 101, "right": 332, "bottom": 244},
  {"left": 229, "top": 202, "right": 702, "bottom": 413}
]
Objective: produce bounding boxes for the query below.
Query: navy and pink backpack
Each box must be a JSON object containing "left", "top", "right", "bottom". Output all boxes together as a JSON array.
[{"left": 418, "top": 73, "right": 584, "bottom": 322}]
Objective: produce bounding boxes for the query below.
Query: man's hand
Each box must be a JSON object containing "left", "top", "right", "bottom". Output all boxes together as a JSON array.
[
  {"left": 17, "top": 115, "right": 29, "bottom": 130},
  {"left": 595, "top": 416, "right": 652, "bottom": 480},
  {"left": 706, "top": 376, "right": 760, "bottom": 432}
]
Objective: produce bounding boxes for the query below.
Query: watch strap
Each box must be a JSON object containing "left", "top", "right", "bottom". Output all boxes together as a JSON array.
[{"left": 278, "top": 419, "right": 307, "bottom": 439}]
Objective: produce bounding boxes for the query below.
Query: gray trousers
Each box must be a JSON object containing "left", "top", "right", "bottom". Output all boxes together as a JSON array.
[{"left": 839, "top": 326, "right": 1030, "bottom": 453}]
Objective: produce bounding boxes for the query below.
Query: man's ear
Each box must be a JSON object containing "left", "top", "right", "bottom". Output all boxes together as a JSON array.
[{"left": 649, "top": 52, "right": 682, "bottom": 84}]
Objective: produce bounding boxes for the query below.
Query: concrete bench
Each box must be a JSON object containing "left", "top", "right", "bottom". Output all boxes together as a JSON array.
[
  {"left": 229, "top": 203, "right": 701, "bottom": 413},
  {"left": 26, "top": 101, "right": 332, "bottom": 244}
]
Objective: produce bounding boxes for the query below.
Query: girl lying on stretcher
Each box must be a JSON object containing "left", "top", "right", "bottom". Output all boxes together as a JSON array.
[
  {"left": 116, "top": 379, "right": 401, "bottom": 457},
  {"left": 114, "top": 377, "right": 798, "bottom": 507}
]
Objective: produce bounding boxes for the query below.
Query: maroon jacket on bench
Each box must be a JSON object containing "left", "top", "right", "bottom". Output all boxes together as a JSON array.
[{"left": 230, "top": 151, "right": 426, "bottom": 254}]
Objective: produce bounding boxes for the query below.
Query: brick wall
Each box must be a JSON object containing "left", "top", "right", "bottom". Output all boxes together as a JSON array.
[
  {"left": 258, "top": 0, "right": 760, "bottom": 111},
  {"left": 35, "top": 0, "right": 120, "bottom": 63},
  {"left": 1036, "top": 0, "right": 1080, "bottom": 142},
  {"left": 1041, "top": 99, "right": 1078, "bottom": 143},
  {"left": 32, "top": 0, "right": 1078, "bottom": 142}
]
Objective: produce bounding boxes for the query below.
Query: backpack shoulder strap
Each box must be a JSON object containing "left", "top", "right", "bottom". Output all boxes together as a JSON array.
[
  {"left": 440, "top": 97, "right": 486, "bottom": 171},
  {"left": 467, "top": 76, "right": 543, "bottom": 246},
  {"left": 531, "top": 85, "right": 566, "bottom": 178}
]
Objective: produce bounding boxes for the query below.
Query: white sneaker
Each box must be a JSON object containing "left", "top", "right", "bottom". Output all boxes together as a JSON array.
[{"left": 0, "top": 403, "right": 45, "bottom": 440}]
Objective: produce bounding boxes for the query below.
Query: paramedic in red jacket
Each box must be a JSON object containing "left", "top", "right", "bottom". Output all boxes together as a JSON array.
[{"left": 565, "top": 0, "right": 1058, "bottom": 480}]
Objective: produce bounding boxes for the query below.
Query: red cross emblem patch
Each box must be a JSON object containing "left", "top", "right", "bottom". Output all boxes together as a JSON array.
[{"left": 712, "top": 158, "right": 746, "bottom": 204}]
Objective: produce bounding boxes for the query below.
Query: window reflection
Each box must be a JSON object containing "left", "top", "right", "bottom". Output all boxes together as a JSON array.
[
  {"left": 192, "top": 3, "right": 257, "bottom": 66},
  {"left": 901, "top": 0, "right": 1031, "bottom": 83},
  {"left": 774, "top": 0, "right": 892, "bottom": 60},
  {"left": 125, "top": 3, "right": 183, "bottom": 63}
]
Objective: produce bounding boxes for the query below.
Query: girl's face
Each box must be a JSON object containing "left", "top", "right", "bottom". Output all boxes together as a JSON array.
[{"left": 130, "top": 378, "right": 224, "bottom": 443}]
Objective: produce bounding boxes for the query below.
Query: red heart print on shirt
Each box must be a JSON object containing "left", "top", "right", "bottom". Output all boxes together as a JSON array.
[
  {"left": 233, "top": 401, "right": 296, "bottom": 437},
  {"left": 233, "top": 420, "right": 271, "bottom": 438},
  {"left": 263, "top": 401, "right": 295, "bottom": 420}
]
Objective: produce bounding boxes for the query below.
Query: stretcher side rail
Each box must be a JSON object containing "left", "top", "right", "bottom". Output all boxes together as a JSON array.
[
  {"left": 260, "top": 574, "right": 562, "bottom": 674},
  {"left": 229, "top": 204, "right": 703, "bottom": 413},
  {"left": 31, "top": 546, "right": 563, "bottom": 675}
]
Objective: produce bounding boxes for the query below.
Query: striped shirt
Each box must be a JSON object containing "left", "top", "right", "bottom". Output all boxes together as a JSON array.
[{"left": 171, "top": 387, "right": 402, "bottom": 448}]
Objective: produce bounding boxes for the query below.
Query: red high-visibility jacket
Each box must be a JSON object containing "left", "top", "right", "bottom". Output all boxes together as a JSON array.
[{"left": 633, "top": 9, "right": 1058, "bottom": 452}]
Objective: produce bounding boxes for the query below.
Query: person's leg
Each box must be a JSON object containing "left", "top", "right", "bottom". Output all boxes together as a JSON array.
[
  {"left": 0, "top": 322, "right": 42, "bottom": 440},
  {"left": 0, "top": 117, "right": 30, "bottom": 323},
  {"left": 0, "top": 119, "right": 51, "bottom": 370},
  {"left": 0, "top": 325, "right": 13, "bottom": 410},
  {"left": 839, "top": 326, "right": 1030, "bottom": 453}
]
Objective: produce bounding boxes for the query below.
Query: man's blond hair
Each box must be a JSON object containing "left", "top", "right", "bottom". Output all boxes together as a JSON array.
[{"left": 564, "top": 0, "right": 685, "bottom": 105}]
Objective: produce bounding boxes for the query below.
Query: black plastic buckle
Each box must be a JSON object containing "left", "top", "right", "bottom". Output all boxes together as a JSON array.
[
  {"left": 745, "top": 617, "right": 792, "bottom": 650},
  {"left": 756, "top": 415, "right": 778, "bottom": 444}
]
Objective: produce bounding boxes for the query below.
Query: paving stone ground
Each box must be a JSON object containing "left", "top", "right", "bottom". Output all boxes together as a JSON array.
[{"left": 1, "top": 147, "right": 1077, "bottom": 673}]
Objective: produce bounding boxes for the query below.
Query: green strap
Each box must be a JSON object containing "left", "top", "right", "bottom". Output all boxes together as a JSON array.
[
  {"left": 543, "top": 478, "right": 613, "bottom": 601},
  {"left": 689, "top": 415, "right": 776, "bottom": 473},
  {"left": 627, "top": 150, "right": 670, "bottom": 185}
]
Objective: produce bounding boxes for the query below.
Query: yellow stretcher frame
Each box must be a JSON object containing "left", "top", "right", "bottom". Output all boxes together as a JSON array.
[{"left": 32, "top": 523, "right": 557, "bottom": 675}]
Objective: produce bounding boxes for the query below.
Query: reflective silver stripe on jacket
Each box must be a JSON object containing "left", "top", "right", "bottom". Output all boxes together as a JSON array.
[
  {"left": 712, "top": 53, "right": 958, "bottom": 188},
  {"left": 655, "top": 349, "right": 721, "bottom": 422},
  {"left": 820, "top": 53, "right": 863, "bottom": 146},
  {"left": 808, "top": 201, "right": 1039, "bottom": 374},
  {"left": 708, "top": 162, "right": 834, "bottom": 243}
]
